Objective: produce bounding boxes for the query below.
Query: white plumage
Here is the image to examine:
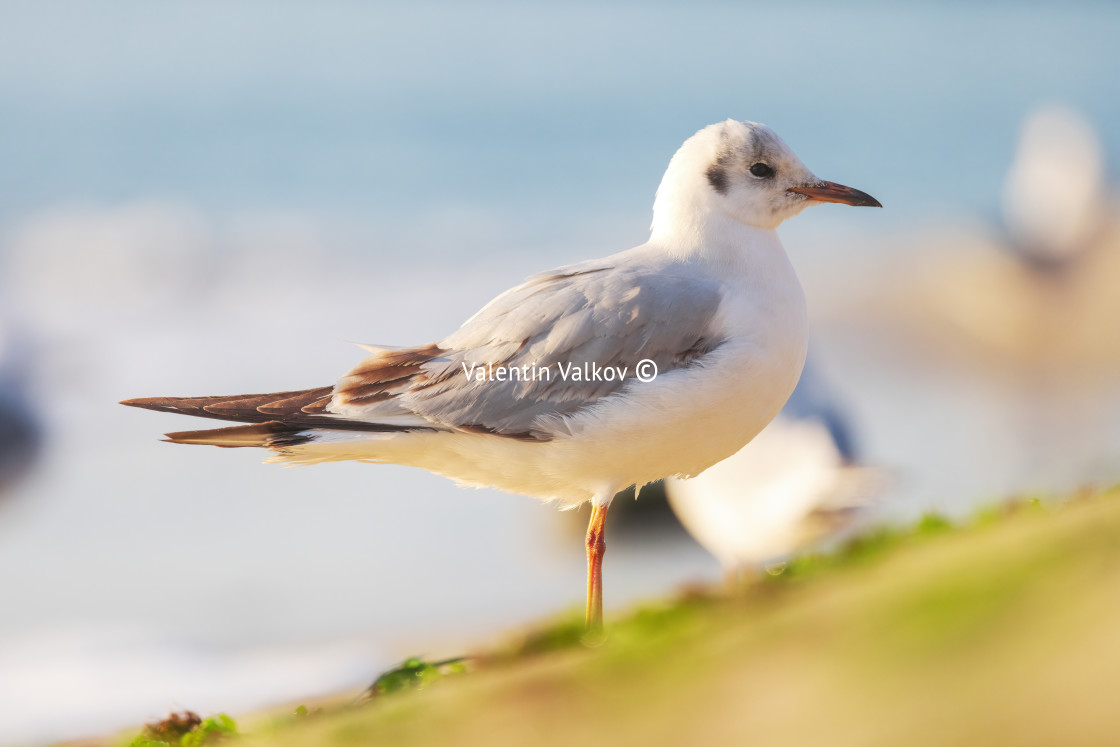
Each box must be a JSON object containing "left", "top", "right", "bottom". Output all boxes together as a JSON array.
[{"left": 666, "top": 362, "right": 882, "bottom": 574}]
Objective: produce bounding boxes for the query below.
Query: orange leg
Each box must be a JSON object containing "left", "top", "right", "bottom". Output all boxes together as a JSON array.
[{"left": 585, "top": 503, "right": 609, "bottom": 631}]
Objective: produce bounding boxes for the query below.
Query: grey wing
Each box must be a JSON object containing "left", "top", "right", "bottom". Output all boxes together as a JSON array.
[{"left": 332, "top": 262, "right": 726, "bottom": 440}]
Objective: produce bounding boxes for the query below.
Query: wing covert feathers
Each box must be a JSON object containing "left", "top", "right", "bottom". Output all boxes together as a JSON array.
[{"left": 334, "top": 344, "right": 443, "bottom": 407}]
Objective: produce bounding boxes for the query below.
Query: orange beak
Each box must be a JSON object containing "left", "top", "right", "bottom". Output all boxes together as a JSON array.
[{"left": 788, "top": 181, "right": 881, "bottom": 207}]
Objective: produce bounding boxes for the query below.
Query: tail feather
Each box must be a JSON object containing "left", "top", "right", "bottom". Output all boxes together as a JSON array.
[
  {"left": 164, "top": 421, "right": 311, "bottom": 448},
  {"left": 121, "top": 386, "right": 434, "bottom": 446}
]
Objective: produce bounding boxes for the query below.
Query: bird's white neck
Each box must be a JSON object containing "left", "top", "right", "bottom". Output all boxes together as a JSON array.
[{"left": 649, "top": 198, "right": 782, "bottom": 268}]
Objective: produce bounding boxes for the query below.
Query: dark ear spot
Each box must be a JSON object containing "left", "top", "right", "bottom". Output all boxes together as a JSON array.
[
  {"left": 706, "top": 125, "right": 737, "bottom": 195},
  {"left": 706, "top": 164, "right": 729, "bottom": 195}
]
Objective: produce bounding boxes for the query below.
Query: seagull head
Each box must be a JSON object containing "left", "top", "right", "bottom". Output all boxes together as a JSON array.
[{"left": 652, "top": 120, "right": 880, "bottom": 236}]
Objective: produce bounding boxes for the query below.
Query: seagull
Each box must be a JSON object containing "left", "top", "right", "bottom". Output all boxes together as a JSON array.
[
  {"left": 121, "top": 119, "right": 880, "bottom": 630},
  {"left": 1001, "top": 104, "right": 1109, "bottom": 273},
  {"left": 665, "top": 360, "right": 882, "bottom": 584}
]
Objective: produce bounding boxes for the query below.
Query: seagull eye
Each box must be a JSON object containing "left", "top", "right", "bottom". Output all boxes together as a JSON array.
[{"left": 749, "top": 163, "right": 774, "bottom": 178}]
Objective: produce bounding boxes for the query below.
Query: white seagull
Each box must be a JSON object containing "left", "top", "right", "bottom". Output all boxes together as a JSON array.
[
  {"left": 666, "top": 360, "right": 882, "bottom": 584},
  {"left": 1001, "top": 104, "right": 1109, "bottom": 272},
  {"left": 122, "top": 120, "right": 880, "bottom": 629}
]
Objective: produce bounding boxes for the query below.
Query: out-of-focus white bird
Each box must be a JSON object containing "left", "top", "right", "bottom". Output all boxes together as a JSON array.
[
  {"left": 1001, "top": 104, "right": 1109, "bottom": 271},
  {"left": 666, "top": 361, "right": 881, "bottom": 580},
  {"left": 123, "top": 120, "right": 880, "bottom": 629},
  {"left": 0, "top": 324, "right": 42, "bottom": 498},
  {"left": 887, "top": 104, "right": 1120, "bottom": 372}
]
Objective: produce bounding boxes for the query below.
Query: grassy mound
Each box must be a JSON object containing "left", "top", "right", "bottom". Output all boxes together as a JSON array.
[{"left": 118, "top": 487, "right": 1120, "bottom": 747}]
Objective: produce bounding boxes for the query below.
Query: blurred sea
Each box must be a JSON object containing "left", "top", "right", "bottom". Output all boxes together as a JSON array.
[{"left": 1, "top": 2, "right": 1119, "bottom": 743}]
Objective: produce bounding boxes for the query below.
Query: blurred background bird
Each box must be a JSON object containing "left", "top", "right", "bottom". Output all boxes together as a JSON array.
[
  {"left": 664, "top": 361, "right": 883, "bottom": 585},
  {"left": 1001, "top": 104, "right": 1111, "bottom": 273},
  {"left": 899, "top": 103, "right": 1120, "bottom": 366},
  {"left": 846, "top": 103, "right": 1120, "bottom": 504},
  {"left": 0, "top": 321, "right": 41, "bottom": 502}
]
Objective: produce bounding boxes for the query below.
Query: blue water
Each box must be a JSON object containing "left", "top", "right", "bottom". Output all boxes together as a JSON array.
[{"left": 0, "top": 2, "right": 1117, "bottom": 230}]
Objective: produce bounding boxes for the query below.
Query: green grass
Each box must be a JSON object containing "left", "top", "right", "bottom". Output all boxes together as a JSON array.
[
  {"left": 124, "top": 713, "right": 237, "bottom": 747},
  {"left": 358, "top": 656, "right": 469, "bottom": 700},
  {"left": 112, "top": 487, "right": 1120, "bottom": 747}
]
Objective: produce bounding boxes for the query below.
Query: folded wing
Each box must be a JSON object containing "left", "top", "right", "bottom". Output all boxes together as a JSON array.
[
  {"left": 333, "top": 262, "right": 727, "bottom": 440},
  {"left": 123, "top": 260, "right": 728, "bottom": 447}
]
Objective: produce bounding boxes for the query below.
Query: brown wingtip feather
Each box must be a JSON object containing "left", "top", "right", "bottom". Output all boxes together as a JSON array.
[
  {"left": 122, "top": 386, "right": 430, "bottom": 447},
  {"left": 119, "top": 389, "right": 338, "bottom": 426},
  {"left": 122, "top": 366, "right": 443, "bottom": 443},
  {"left": 120, "top": 396, "right": 184, "bottom": 412}
]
